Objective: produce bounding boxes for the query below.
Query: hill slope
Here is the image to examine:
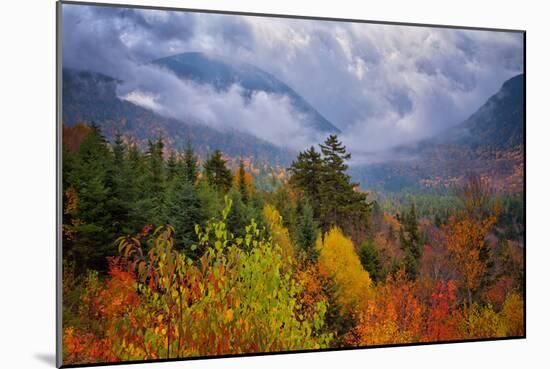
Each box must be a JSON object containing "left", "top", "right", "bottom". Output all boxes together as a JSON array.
[
  {"left": 152, "top": 52, "right": 340, "bottom": 134},
  {"left": 62, "top": 68, "right": 294, "bottom": 164},
  {"left": 351, "top": 74, "right": 525, "bottom": 192}
]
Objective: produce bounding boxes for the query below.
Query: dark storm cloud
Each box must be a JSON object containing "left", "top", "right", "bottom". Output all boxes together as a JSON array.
[{"left": 62, "top": 3, "right": 524, "bottom": 156}]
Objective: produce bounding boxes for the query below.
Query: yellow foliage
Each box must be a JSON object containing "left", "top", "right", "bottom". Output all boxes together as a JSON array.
[
  {"left": 263, "top": 205, "right": 294, "bottom": 266},
  {"left": 316, "top": 227, "right": 372, "bottom": 312},
  {"left": 500, "top": 292, "right": 524, "bottom": 336},
  {"left": 463, "top": 303, "right": 505, "bottom": 339}
]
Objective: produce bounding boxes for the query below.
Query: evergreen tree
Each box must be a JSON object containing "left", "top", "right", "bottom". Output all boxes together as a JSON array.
[
  {"left": 105, "top": 133, "right": 133, "bottom": 236},
  {"left": 182, "top": 143, "right": 199, "bottom": 185},
  {"left": 166, "top": 149, "right": 180, "bottom": 183},
  {"left": 402, "top": 247, "right": 419, "bottom": 280},
  {"left": 196, "top": 180, "right": 224, "bottom": 223},
  {"left": 318, "top": 135, "right": 369, "bottom": 237},
  {"left": 168, "top": 176, "right": 204, "bottom": 258},
  {"left": 272, "top": 184, "right": 299, "bottom": 237},
  {"left": 359, "top": 240, "right": 381, "bottom": 282},
  {"left": 126, "top": 141, "right": 150, "bottom": 232},
  {"left": 296, "top": 202, "right": 318, "bottom": 262},
  {"left": 288, "top": 146, "right": 323, "bottom": 218},
  {"left": 203, "top": 150, "right": 233, "bottom": 193},
  {"left": 399, "top": 202, "right": 422, "bottom": 280},
  {"left": 238, "top": 159, "right": 249, "bottom": 204},
  {"left": 68, "top": 123, "right": 114, "bottom": 272},
  {"left": 144, "top": 137, "right": 168, "bottom": 225},
  {"left": 226, "top": 189, "right": 250, "bottom": 239}
]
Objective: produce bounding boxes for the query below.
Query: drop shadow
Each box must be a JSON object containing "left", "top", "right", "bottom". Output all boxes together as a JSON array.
[{"left": 34, "top": 353, "right": 56, "bottom": 367}]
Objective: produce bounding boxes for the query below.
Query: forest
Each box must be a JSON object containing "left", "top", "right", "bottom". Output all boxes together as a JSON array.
[{"left": 62, "top": 122, "right": 524, "bottom": 365}]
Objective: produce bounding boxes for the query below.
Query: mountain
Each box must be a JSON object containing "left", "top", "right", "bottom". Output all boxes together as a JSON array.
[
  {"left": 152, "top": 52, "right": 340, "bottom": 134},
  {"left": 62, "top": 68, "right": 294, "bottom": 164},
  {"left": 351, "top": 74, "right": 525, "bottom": 192},
  {"left": 431, "top": 74, "right": 524, "bottom": 150}
]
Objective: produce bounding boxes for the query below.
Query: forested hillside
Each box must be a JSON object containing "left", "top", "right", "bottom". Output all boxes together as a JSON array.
[
  {"left": 62, "top": 124, "right": 524, "bottom": 364},
  {"left": 351, "top": 74, "right": 525, "bottom": 192}
]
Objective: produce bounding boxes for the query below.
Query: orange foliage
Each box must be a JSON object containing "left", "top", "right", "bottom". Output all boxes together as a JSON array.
[
  {"left": 63, "top": 260, "right": 142, "bottom": 364},
  {"left": 63, "top": 123, "right": 92, "bottom": 153},
  {"left": 444, "top": 215, "right": 496, "bottom": 304},
  {"left": 352, "top": 269, "right": 422, "bottom": 345}
]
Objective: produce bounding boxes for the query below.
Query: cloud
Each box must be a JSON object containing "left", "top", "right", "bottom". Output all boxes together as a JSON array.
[
  {"left": 62, "top": 3, "right": 524, "bottom": 157},
  {"left": 117, "top": 66, "right": 324, "bottom": 150}
]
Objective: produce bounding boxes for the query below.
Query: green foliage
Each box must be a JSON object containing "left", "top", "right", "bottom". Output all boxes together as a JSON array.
[
  {"left": 288, "top": 135, "right": 370, "bottom": 242},
  {"left": 238, "top": 159, "right": 249, "bottom": 204},
  {"left": 63, "top": 123, "right": 114, "bottom": 271},
  {"left": 399, "top": 203, "right": 422, "bottom": 280},
  {"left": 62, "top": 123, "right": 524, "bottom": 364},
  {"left": 168, "top": 179, "right": 204, "bottom": 258},
  {"left": 182, "top": 143, "right": 199, "bottom": 185},
  {"left": 289, "top": 146, "right": 323, "bottom": 218},
  {"left": 204, "top": 149, "right": 233, "bottom": 193},
  {"left": 296, "top": 202, "right": 319, "bottom": 262},
  {"left": 358, "top": 240, "right": 381, "bottom": 282},
  {"left": 109, "top": 198, "right": 331, "bottom": 359},
  {"left": 144, "top": 137, "right": 169, "bottom": 225}
]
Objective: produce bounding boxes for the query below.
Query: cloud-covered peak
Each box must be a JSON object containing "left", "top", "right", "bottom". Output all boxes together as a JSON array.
[{"left": 62, "top": 3, "right": 523, "bottom": 154}]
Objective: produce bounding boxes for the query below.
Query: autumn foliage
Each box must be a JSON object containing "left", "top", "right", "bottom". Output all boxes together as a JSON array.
[{"left": 62, "top": 128, "right": 524, "bottom": 365}]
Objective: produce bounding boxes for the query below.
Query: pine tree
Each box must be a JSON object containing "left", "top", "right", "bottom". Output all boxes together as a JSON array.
[
  {"left": 203, "top": 149, "right": 233, "bottom": 193},
  {"left": 288, "top": 146, "right": 323, "bottom": 218},
  {"left": 318, "top": 135, "right": 369, "bottom": 237}
]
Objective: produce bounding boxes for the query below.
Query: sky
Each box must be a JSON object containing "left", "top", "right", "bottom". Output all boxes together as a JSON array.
[{"left": 62, "top": 3, "right": 524, "bottom": 159}]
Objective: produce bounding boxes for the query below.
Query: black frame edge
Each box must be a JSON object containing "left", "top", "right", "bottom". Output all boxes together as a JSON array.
[
  {"left": 56, "top": 1, "right": 64, "bottom": 368},
  {"left": 58, "top": 0, "right": 526, "bottom": 33}
]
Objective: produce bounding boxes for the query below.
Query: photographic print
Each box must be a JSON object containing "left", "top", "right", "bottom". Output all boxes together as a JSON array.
[{"left": 58, "top": 1, "right": 525, "bottom": 366}]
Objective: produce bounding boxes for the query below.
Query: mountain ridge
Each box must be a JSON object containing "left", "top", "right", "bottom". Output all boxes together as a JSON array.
[
  {"left": 152, "top": 52, "right": 341, "bottom": 134},
  {"left": 62, "top": 67, "right": 295, "bottom": 164},
  {"left": 351, "top": 74, "right": 525, "bottom": 192}
]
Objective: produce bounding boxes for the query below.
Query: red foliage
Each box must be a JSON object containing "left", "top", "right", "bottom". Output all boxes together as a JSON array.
[{"left": 423, "top": 280, "right": 463, "bottom": 341}]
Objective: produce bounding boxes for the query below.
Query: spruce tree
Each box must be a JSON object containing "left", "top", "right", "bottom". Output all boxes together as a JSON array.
[
  {"left": 168, "top": 176, "right": 204, "bottom": 258},
  {"left": 106, "top": 133, "right": 133, "bottom": 236},
  {"left": 126, "top": 142, "right": 149, "bottom": 232},
  {"left": 296, "top": 202, "right": 318, "bottom": 262},
  {"left": 203, "top": 150, "right": 233, "bottom": 193},
  {"left": 238, "top": 159, "right": 249, "bottom": 204},
  {"left": 69, "top": 123, "right": 113, "bottom": 272},
  {"left": 399, "top": 202, "right": 422, "bottom": 280},
  {"left": 145, "top": 137, "right": 168, "bottom": 225},
  {"left": 359, "top": 240, "right": 381, "bottom": 282},
  {"left": 182, "top": 143, "right": 199, "bottom": 185},
  {"left": 166, "top": 149, "right": 180, "bottom": 182}
]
